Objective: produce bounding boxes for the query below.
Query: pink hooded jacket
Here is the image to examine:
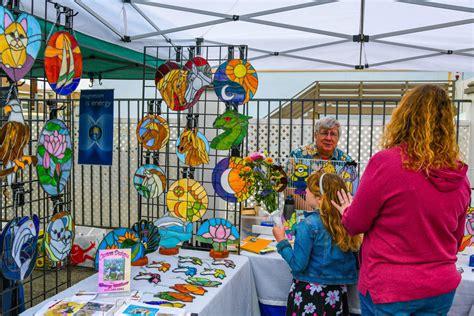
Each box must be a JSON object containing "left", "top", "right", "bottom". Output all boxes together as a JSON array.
[{"left": 342, "top": 146, "right": 470, "bottom": 304}]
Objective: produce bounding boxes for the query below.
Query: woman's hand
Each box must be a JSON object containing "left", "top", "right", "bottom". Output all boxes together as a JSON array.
[
  {"left": 331, "top": 189, "right": 353, "bottom": 216},
  {"left": 272, "top": 225, "right": 287, "bottom": 242}
]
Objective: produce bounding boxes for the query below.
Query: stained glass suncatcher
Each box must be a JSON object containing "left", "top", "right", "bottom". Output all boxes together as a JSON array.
[
  {"left": 166, "top": 179, "right": 208, "bottom": 222},
  {"left": 212, "top": 157, "right": 252, "bottom": 203},
  {"left": 0, "top": 215, "right": 39, "bottom": 281},
  {"left": 136, "top": 114, "right": 170, "bottom": 151},
  {"left": 154, "top": 215, "right": 193, "bottom": 249},
  {"left": 44, "top": 211, "right": 75, "bottom": 263},
  {"left": 44, "top": 31, "right": 82, "bottom": 96},
  {"left": 176, "top": 127, "right": 210, "bottom": 167},
  {"left": 210, "top": 110, "right": 251, "bottom": 151},
  {"left": 133, "top": 164, "right": 166, "bottom": 199},
  {"left": 196, "top": 218, "right": 240, "bottom": 252},
  {"left": 213, "top": 59, "right": 258, "bottom": 106},
  {"left": 36, "top": 118, "right": 73, "bottom": 196},
  {"left": 0, "top": 7, "right": 41, "bottom": 81},
  {"left": 131, "top": 219, "right": 160, "bottom": 254},
  {"left": 156, "top": 57, "right": 212, "bottom": 111}
]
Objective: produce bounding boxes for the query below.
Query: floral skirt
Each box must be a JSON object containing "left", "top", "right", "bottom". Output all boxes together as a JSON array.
[{"left": 286, "top": 279, "right": 349, "bottom": 316}]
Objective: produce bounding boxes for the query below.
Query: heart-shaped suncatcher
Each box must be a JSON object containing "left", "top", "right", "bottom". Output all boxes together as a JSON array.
[
  {"left": 0, "top": 7, "right": 41, "bottom": 82},
  {"left": 155, "top": 57, "right": 212, "bottom": 111}
]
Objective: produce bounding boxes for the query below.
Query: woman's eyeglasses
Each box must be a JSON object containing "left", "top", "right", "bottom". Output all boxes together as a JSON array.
[{"left": 318, "top": 131, "right": 339, "bottom": 138}]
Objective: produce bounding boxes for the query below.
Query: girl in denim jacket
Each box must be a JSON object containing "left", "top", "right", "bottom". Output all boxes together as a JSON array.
[{"left": 273, "top": 172, "right": 362, "bottom": 316}]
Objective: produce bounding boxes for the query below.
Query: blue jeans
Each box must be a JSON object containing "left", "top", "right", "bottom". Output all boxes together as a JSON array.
[{"left": 359, "top": 291, "right": 455, "bottom": 316}]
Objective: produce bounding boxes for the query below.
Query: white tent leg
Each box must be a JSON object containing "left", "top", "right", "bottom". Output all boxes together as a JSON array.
[{"left": 464, "top": 80, "right": 474, "bottom": 184}]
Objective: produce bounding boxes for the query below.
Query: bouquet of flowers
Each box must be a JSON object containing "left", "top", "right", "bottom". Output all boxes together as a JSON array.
[{"left": 239, "top": 151, "right": 285, "bottom": 214}]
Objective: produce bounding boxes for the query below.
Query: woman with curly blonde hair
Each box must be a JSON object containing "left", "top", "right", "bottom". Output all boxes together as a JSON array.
[
  {"left": 273, "top": 172, "right": 361, "bottom": 316},
  {"left": 332, "top": 84, "right": 470, "bottom": 315}
]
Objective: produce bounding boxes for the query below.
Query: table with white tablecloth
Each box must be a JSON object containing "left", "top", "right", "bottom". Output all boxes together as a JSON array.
[{"left": 23, "top": 249, "right": 260, "bottom": 316}]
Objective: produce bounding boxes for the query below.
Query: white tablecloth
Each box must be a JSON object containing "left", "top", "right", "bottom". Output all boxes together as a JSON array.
[
  {"left": 450, "top": 247, "right": 474, "bottom": 316},
  {"left": 23, "top": 249, "right": 260, "bottom": 316}
]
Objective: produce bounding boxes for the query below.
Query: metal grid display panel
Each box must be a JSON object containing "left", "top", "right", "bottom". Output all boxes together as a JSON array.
[
  {"left": 0, "top": 96, "right": 75, "bottom": 314},
  {"left": 141, "top": 45, "right": 248, "bottom": 250}
]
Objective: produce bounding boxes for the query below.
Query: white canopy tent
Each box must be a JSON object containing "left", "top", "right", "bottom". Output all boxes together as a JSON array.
[{"left": 21, "top": 0, "right": 474, "bottom": 72}]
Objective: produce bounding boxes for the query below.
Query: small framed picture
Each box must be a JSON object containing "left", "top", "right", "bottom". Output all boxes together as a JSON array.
[{"left": 97, "top": 248, "right": 131, "bottom": 293}]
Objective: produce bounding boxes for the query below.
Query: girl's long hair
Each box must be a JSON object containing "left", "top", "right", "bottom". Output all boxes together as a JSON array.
[
  {"left": 381, "top": 84, "right": 460, "bottom": 171},
  {"left": 307, "top": 172, "right": 362, "bottom": 252}
]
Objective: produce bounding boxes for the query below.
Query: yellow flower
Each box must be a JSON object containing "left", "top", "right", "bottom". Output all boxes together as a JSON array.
[
  {"left": 265, "top": 157, "right": 273, "bottom": 164},
  {"left": 118, "top": 231, "right": 138, "bottom": 243}
]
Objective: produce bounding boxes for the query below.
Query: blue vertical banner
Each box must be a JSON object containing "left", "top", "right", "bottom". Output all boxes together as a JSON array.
[{"left": 78, "top": 89, "right": 114, "bottom": 165}]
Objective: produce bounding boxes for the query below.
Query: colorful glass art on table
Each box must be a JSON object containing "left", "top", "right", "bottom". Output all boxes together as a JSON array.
[
  {"left": 44, "top": 211, "right": 74, "bottom": 264},
  {"left": 94, "top": 228, "right": 146, "bottom": 270},
  {"left": 185, "top": 277, "right": 222, "bottom": 287},
  {"left": 0, "top": 98, "right": 36, "bottom": 186},
  {"left": 131, "top": 219, "right": 160, "bottom": 254},
  {"left": 197, "top": 218, "right": 240, "bottom": 253},
  {"left": 156, "top": 57, "right": 212, "bottom": 111},
  {"left": 210, "top": 110, "right": 251, "bottom": 151},
  {"left": 213, "top": 59, "right": 258, "bottom": 106},
  {"left": 178, "top": 256, "right": 202, "bottom": 266},
  {"left": 176, "top": 127, "right": 209, "bottom": 167},
  {"left": 171, "top": 284, "right": 207, "bottom": 296},
  {"left": 154, "top": 291, "right": 194, "bottom": 302},
  {"left": 212, "top": 157, "right": 252, "bottom": 203},
  {"left": 146, "top": 260, "right": 170, "bottom": 272},
  {"left": 212, "top": 258, "right": 235, "bottom": 269},
  {"left": 36, "top": 119, "right": 72, "bottom": 196},
  {"left": 142, "top": 301, "right": 185, "bottom": 308},
  {"left": 133, "top": 164, "right": 166, "bottom": 199},
  {"left": 0, "top": 215, "right": 39, "bottom": 280},
  {"left": 44, "top": 31, "right": 82, "bottom": 95},
  {"left": 172, "top": 265, "right": 197, "bottom": 277},
  {"left": 154, "top": 215, "right": 193, "bottom": 250},
  {"left": 200, "top": 268, "right": 226, "bottom": 280},
  {"left": 133, "top": 271, "right": 161, "bottom": 284},
  {"left": 167, "top": 179, "right": 208, "bottom": 222},
  {"left": 0, "top": 7, "right": 41, "bottom": 82},
  {"left": 136, "top": 114, "right": 170, "bottom": 151}
]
